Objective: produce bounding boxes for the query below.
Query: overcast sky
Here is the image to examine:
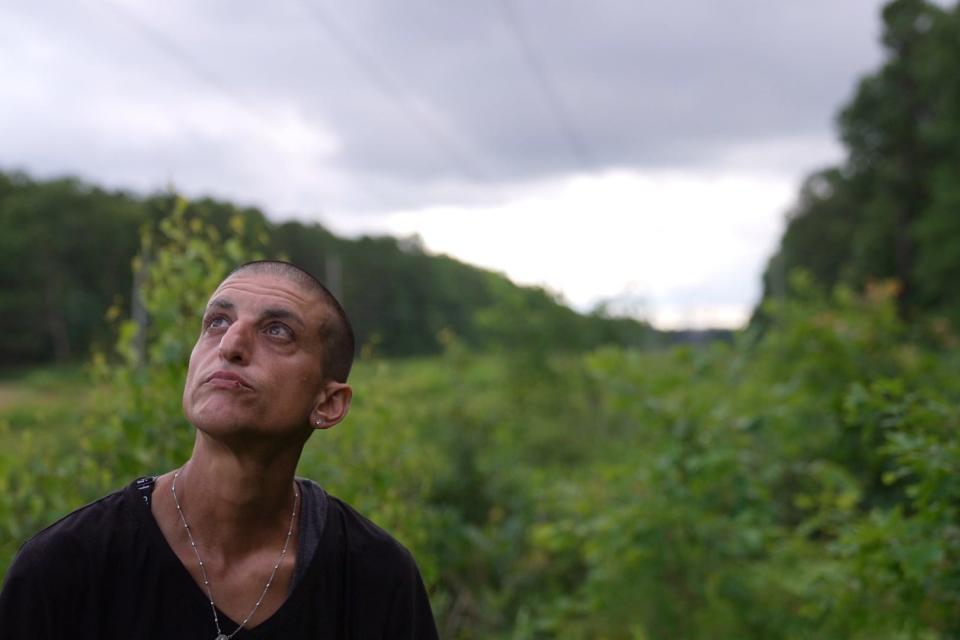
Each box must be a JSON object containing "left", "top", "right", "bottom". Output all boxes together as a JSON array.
[{"left": 1, "top": 0, "right": 888, "bottom": 328}]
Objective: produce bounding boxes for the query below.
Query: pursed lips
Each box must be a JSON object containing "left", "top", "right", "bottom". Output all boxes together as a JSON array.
[{"left": 204, "top": 371, "right": 254, "bottom": 390}]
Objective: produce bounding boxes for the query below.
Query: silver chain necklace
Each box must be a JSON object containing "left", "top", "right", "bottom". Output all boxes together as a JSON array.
[{"left": 171, "top": 468, "right": 299, "bottom": 640}]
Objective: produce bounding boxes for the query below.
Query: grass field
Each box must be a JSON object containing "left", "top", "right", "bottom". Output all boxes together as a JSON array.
[
  {"left": 0, "top": 365, "right": 99, "bottom": 446},
  {"left": 0, "top": 365, "right": 94, "bottom": 414}
]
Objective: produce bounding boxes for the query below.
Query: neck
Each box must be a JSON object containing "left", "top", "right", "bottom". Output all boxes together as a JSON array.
[{"left": 168, "top": 433, "right": 304, "bottom": 560}]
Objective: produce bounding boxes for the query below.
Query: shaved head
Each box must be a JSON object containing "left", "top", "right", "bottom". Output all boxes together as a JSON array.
[{"left": 227, "top": 260, "right": 355, "bottom": 382}]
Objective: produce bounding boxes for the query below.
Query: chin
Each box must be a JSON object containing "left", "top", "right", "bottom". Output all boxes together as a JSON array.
[{"left": 186, "top": 403, "right": 252, "bottom": 434}]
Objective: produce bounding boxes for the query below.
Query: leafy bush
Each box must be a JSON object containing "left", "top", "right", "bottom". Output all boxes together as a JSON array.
[{"left": 2, "top": 204, "right": 958, "bottom": 639}]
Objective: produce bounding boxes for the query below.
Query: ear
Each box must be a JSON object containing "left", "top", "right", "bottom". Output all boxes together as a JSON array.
[{"left": 309, "top": 381, "right": 352, "bottom": 430}]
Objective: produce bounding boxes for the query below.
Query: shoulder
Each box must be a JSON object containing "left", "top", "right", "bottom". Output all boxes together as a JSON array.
[
  {"left": 0, "top": 482, "right": 140, "bottom": 627},
  {"left": 14, "top": 484, "right": 134, "bottom": 568},
  {"left": 7, "top": 481, "right": 143, "bottom": 586},
  {"left": 291, "top": 482, "right": 440, "bottom": 638},
  {"left": 324, "top": 496, "right": 439, "bottom": 638},
  {"left": 329, "top": 494, "right": 415, "bottom": 556},
  {"left": 316, "top": 489, "right": 420, "bottom": 582}
]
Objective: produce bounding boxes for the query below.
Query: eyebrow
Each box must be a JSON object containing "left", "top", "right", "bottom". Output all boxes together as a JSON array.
[
  {"left": 206, "top": 298, "right": 235, "bottom": 313},
  {"left": 261, "top": 307, "right": 306, "bottom": 329}
]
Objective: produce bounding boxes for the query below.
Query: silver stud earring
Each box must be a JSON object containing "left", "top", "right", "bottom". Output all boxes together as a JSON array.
[{"left": 315, "top": 417, "right": 324, "bottom": 426}]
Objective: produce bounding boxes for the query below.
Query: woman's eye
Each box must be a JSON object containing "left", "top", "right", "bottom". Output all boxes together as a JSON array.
[
  {"left": 265, "top": 323, "right": 293, "bottom": 340},
  {"left": 205, "top": 316, "right": 228, "bottom": 330}
]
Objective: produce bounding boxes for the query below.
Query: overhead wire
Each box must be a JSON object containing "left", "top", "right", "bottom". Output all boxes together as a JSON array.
[
  {"left": 94, "top": 0, "right": 267, "bottom": 127},
  {"left": 86, "top": 1, "right": 401, "bottom": 212},
  {"left": 496, "top": 0, "right": 592, "bottom": 169},
  {"left": 300, "top": 2, "right": 489, "bottom": 182}
]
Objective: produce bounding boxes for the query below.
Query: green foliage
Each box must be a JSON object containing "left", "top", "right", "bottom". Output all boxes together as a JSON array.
[
  {"left": 492, "top": 278, "right": 959, "bottom": 639},
  {"left": 761, "top": 0, "right": 960, "bottom": 323},
  {"left": 0, "top": 174, "right": 143, "bottom": 363},
  {"left": 3, "top": 216, "right": 959, "bottom": 638}
]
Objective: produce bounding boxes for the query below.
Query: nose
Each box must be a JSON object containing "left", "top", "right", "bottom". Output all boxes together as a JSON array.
[{"left": 218, "top": 320, "right": 253, "bottom": 365}]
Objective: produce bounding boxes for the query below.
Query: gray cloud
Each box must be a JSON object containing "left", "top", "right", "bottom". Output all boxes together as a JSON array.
[{"left": 0, "top": 0, "right": 885, "bottom": 211}]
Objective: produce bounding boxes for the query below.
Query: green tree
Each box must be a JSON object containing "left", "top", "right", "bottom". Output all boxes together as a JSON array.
[
  {"left": 760, "top": 0, "right": 960, "bottom": 323},
  {"left": 0, "top": 177, "right": 144, "bottom": 363}
]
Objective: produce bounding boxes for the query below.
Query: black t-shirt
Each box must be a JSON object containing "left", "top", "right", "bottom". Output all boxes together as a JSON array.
[{"left": 0, "top": 478, "right": 439, "bottom": 639}]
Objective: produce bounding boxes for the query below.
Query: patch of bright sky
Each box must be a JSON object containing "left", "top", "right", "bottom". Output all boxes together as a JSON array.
[{"left": 334, "top": 167, "right": 798, "bottom": 330}]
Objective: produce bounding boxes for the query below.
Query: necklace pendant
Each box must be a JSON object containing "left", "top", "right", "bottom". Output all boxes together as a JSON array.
[{"left": 215, "top": 635, "right": 229, "bottom": 640}]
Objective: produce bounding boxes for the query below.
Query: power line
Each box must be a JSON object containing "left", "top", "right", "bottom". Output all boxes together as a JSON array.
[
  {"left": 97, "top": 2, "right": 415, "bottom": 213},
  {"left": 85, "top": 1, "right": 404, "bottom": 213},
  {"left": 94, "top": 1, "right": 266, "bottom": 126},
  {"left": 497, "top": 0, "right": 592, "bottom": 169},
  {"left": 301, "top": 2, "right": 488, "bottom": 181}
]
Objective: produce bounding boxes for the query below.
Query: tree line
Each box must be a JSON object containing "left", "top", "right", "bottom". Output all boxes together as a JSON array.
[
  {"left": 0, "top": 174, "right": 656, "bottom": 367},
  {"left": 760, "top": 0, "right": 960, "bottom": 325}
]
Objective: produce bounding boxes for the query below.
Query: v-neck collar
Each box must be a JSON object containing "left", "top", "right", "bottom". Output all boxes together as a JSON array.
[{"left": 124, "top": 478, "right": 323, "bottom": 637}]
